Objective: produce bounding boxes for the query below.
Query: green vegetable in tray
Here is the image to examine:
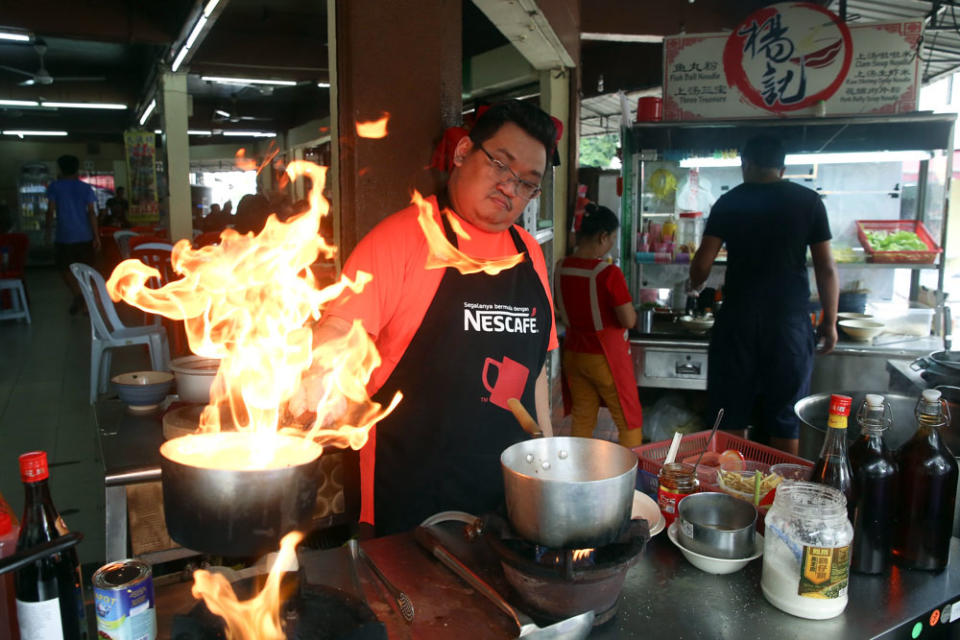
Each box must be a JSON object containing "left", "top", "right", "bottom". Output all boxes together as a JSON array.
[{"left": 864, "top": 229, "right": 928, "bottom": 252}]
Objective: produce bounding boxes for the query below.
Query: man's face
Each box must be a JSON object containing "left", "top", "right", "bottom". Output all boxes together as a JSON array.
[{"left": 449, "top": 122, "right": 547, "bottom": 233}]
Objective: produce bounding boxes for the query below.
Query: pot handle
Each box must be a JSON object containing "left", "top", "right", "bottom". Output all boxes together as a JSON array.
[{"left": 0, "top": 531, "right": 83, "bottom": 576}]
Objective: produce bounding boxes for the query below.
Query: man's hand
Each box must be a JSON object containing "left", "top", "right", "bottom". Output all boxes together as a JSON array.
[
  {"left": 92, "top": 235, "right": 101, "bottom": 252},
  {"left": 817, "top": 321, "right": 837, "bottom": 355}
]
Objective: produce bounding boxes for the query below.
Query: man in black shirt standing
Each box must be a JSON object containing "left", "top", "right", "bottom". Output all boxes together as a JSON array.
[{"left": 689, "top": 135, "right": 838, "bottom": 455}]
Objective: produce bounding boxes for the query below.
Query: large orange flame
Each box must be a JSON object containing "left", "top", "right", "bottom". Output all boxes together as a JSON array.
[
  {"left": 412, "top": 190, "right": 524, "bottom": 275},
  {"left": 106, "top": 160, "right": 400, "bottom": 456},
  {"left": 192, "top": 531, "right": 303, "bottom": 640}
]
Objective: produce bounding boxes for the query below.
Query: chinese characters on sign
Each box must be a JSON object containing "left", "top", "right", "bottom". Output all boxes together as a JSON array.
[
  {"left": 123, "top": 129, "right": 159, "bottom": 223},
  {"left": 663, "top": 2, "right": 919, "bottom": 121}
]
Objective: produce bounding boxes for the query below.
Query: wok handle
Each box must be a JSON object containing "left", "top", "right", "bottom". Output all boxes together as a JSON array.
[
  {"left": 414, "top": 526, "right": 522, "bottom": 631},
  {"left": 0, "top": 532, "right": 83, "bottom": 576}
]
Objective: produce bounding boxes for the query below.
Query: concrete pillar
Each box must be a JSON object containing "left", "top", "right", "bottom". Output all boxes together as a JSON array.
[
  {"left": 333, "top": 0, "right": 461, "bottom": 258},
  {"left": 540, "top": 68, "right": 571, "bottom": 269},
  {"left": 160, "top": 72, "right": 192, "bottom": 243}
]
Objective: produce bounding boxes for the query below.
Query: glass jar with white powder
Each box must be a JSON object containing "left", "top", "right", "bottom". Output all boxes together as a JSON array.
[{"left": 761, "top": 482, "right": 853, "bottom": 619}]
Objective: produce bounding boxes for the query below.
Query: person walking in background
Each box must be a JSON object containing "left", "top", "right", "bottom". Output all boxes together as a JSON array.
[
  {"left": 46, "top": 154, "right": 99, "bottom": 314},
  {"left": 556, "top": 203, "right": 643, "bottom": 448}
]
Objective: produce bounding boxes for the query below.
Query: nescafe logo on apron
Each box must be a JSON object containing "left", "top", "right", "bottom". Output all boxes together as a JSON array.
[{"left": 463, "top": 301, "right": 540, "bottom": 334}]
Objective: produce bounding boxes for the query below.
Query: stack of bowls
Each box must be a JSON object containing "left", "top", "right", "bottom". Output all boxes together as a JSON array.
[{"left": 668, "top": 492, "right": 763, "bottom": 574}]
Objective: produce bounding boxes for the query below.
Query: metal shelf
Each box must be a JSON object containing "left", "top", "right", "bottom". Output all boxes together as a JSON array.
[{"left": 637, "top": 258, "right": 941, "bottom": 271}]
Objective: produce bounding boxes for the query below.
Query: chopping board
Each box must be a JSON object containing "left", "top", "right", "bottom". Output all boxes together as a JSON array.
[{"left": 162, "top": 404, "right": 204, "bottom": 440}]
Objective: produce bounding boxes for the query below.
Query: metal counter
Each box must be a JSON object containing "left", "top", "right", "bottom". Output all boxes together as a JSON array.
[{"left": 152, "top": 524, "right": 960, "bottom": 639}]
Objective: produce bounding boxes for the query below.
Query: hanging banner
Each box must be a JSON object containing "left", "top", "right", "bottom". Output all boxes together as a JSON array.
[
  {"left": 663, "top": 2, "right": 921, "bottom": 120},
  {"left": 123, "top": 129, "right": 159, "bottom": 223}
]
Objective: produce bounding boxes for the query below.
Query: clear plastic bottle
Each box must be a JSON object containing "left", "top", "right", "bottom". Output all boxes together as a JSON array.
[
  {"left": 894, "top": 389, "right": 958, "bottom": 570},
  {"left": 0, "top": 510, "right": 20, "bottom": 640},
  {"left": 848, "top": 394, "right": 898, "bottom": 574}
]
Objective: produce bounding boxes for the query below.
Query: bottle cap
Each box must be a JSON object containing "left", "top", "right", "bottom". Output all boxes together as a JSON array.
[
  {"left": 829, "top": 394, "right": 853, "bottom": 416},
  {"left": 922, "top": 389, "right": 942, "bottom": 403},
  {"left": 0, "top": 511, "right": 10, "bottom": 535},
  {"left": 865, "top": 394, "right": 885, "bottom": 408},
  {"left": 19, "top": 451, "right": 49, "bottom": 483}
]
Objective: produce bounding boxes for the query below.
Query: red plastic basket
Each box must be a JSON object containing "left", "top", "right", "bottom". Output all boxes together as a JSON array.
[{"left": 856, "top": 219, "right": 942, "bottom": 264}]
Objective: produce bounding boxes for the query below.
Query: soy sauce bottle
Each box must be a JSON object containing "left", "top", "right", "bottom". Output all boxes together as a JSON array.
[
  {"left": 894, "top": 389, "right": 958, "bottom": 571},
  {"left": 812, "top": 394, "right": 854, "bottom": 510},
  {"left": 848, "top": 394, "right": 898, "bottom": 574},
  {"left": 14, "top": 451, "right": 86, "bottom": 640}
]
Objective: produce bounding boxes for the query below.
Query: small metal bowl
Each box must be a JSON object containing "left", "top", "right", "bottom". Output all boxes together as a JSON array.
[{"left": 677, "top": 492, "right": 757, "bottom": 559}]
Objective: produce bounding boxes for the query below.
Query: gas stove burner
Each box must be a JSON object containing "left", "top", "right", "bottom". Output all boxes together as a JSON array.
[
  {"left": 479, "top": 513, "right": 649, "bottom": 626},
  {"left": 171, "top": 571, "right": 387, "bottom": 640}
]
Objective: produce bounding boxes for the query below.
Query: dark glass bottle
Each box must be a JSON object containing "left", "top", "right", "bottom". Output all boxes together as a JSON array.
[
  {"left": 848, "top": 394, "right": 898, "bottom": 574},
  {"left": 812, "top": 394, "right": 854, "bottom": 509},
  {"left": 14, "top": 451, "right": 85, "bottom": 640},
  {"left": 894, "top": 389, "right": 959, "bottom": 571}
]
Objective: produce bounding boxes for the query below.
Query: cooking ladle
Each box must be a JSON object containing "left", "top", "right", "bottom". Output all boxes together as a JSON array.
[
  {"left": 693, "top": 408, "right": 724, "bottom": 474},
  {"left": 415, "top": 526, "right": 594, "bottom": 640},
  {"left": 507, "top": 397, "right": 542, "bottom": 437}
]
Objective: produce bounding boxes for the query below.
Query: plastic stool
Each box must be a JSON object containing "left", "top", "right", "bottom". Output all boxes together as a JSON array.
[{"left": 0, "top": 279, "right": 30, "bottom": 324}]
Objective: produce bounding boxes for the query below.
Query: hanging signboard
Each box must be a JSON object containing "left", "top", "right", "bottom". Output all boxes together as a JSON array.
[
  {"left": 123, "top": 129, "right": 159, "bottom": 223},
  {"left": 663, "top": 2, "right": 921, "bottom": 120}
]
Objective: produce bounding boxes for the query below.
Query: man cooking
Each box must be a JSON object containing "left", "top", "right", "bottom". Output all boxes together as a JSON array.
[
  {"left": 293, "top": 100, "right": 559, "bottom": 536},
  {"left": 689, "top": 135, "right": 838, "bottom": 455}
]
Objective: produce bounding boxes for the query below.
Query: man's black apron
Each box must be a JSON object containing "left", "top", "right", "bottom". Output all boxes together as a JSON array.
[{"left": 371, "top": 215, "right": 551, "bottom": 536}]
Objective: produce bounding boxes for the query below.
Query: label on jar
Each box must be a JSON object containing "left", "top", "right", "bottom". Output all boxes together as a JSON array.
[
  {"left": 798, "top": 545, "right": 850, "bottom": 599},
  {"left": 657, "top": 484, "right": 694, "bottom": 525}
]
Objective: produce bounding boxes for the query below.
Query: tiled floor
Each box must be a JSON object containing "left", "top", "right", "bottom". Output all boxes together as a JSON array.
[{"left": 0, "top": 266, "right": 149, "bottom": 573}]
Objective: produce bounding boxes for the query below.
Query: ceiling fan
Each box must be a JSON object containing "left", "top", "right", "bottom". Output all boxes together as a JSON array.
[{"left": 0, "top": 40, "right": 105, "bottom": 86}]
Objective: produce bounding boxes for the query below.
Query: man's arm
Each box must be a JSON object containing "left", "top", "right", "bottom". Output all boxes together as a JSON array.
[
  {"left": 810, "top": 240, "right": 838, "bottom": 354},
  {"left": 689, "top": 234, "right": 723, "bottom": 290},
  {"left": 534, "top": 364, "right": 553, "bottom": 437},
  {"left": 88, "top": 203, "right": 100, "bottom": 251},
  {"left": 45, "top": 200, "right": 56, "bottom": 245}
]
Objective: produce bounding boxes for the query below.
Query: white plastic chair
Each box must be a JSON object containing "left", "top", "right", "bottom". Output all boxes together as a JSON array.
[
  {"left": 113, "top": 230, "right": 138, "bottom": 259},
  {"left": 0, "top": 278, "right": 30, "bottom": 324},
  {"left": 70, "top": 262, "right": 170, "bottom": 404}
]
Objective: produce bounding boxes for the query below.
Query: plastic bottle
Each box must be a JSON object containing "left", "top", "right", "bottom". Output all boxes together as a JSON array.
[
  {"left": 14, "top": 451, "right": 85, "bottom": 640},
  {"left": 848, "top": 394, "right": 898, "bottom": 574},
  {"left": 0, "top": 510, "right": 20, "bottom": 640},
  {"left": 894, "top": 389, "right": 958, "bottom": 570},
  {"left": 811, "top": 394, "right": 854, "bottom": 510}
]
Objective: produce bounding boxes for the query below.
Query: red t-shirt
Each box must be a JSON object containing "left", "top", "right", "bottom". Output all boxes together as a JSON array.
[
  {"left": 327, "top": 195, "right": 558, "bottom": 394},
  {"left": 557, "top": 257, "right": 632, "bottom": 353}
]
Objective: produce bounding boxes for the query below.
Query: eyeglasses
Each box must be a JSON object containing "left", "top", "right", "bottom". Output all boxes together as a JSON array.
[{"left": 477, "top": 144, "right": 542, "bottom": 199}]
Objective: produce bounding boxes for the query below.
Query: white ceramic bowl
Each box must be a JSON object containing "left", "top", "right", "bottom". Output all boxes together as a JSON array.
[
  {"left": 112, "top": 370, "right": 174, "bottom": 412},
  {"left": 838, "top": 319, "right": 884, "bottom": 341},
  {"left": 632, "top": 490, "right": 666, "bottom": 537},
  {"left": 837, "top": 312, "right": 874, "bottom": 321},
  {"left": 169, "top": 355, "right": 220, "bottom": 404},
  {"left": 667, "top": 521, "right": 763, "bottom": 574}
]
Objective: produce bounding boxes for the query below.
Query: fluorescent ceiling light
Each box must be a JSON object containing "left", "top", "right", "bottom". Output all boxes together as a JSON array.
[
  {"left": 171, "top": 45, "right": 189, "bottom": 73},
  {"left": 139, "top": 99, "right": 157, "bottom": 126},
  {"left": 202, "top": 0, "right": 221, "bottom": 16},
  {"left": 154, "top": 129, "right": 162, "bottom": 134},
  {"left": 188, "top": 130, "right": 213, "bottom": 135},
  {"left": 3, "top": 130, "right": 67, "bottom": 136},
  {"left": 0, "top": 31, "right": 30, "bottom": 43},
  {"left": 203, "top": 76, "right": 296, "bottom": 87},
  {"left": 221, "top": 130, "right": 276, "bottom": 137},
  {"left": 317, "top": 82, "right": 330, "bottom": 88},
  {"left": 0, "top": 99, "right": 39, "bottom": 107},
  {"left": 41, "top": 101, "right": 127, "bottom": 110},
  {"left": 184, "top": 15, "right": 208, "bottom": 50},
  {"left": 680, "top": 150, "right": 933, "bottom": 168}
]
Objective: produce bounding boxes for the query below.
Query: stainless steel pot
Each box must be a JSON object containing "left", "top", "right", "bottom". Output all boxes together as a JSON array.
[
  {"left": 159, "top": 432, "right": 322, "bottom": 556},
  {"left": 501, "top": 436, "right": 637, "bottom": 549}
]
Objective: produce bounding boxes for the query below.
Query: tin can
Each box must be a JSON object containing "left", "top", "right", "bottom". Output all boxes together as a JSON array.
[{"left": 93, "top": 559, "right": 157, "bottom": 640}]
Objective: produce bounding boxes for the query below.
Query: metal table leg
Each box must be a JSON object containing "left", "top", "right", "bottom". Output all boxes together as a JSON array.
[{"left": 105, "top": 485, "right": 127, "bottom": 562}]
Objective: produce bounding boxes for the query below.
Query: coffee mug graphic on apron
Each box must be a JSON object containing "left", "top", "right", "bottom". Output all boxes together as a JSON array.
[{"left": 482, "top": 356, "right": 530, "bottom": 409}]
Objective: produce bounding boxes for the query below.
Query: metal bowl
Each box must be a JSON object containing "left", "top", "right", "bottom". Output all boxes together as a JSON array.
[{"left": 677, "top": 492, "right": 757, "bottom": 559}]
